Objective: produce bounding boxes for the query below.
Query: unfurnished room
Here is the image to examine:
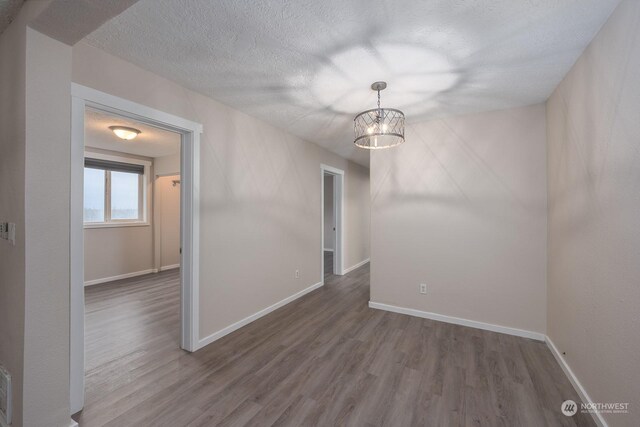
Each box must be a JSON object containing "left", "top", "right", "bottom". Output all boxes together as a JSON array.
[{"left": 0, "top": 1, "right": 638, "bottom": 426}]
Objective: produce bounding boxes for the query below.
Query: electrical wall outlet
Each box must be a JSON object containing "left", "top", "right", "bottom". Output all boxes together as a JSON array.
[
  {"left": 295, "top": 269, "right": 300, "bottom": 279},
  {"left": 419, "top": 283, "right": 427, "bottom": 294}
]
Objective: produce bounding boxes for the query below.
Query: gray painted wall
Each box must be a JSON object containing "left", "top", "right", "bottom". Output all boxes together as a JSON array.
[
  {"left": 0, "top": 5, "right": 27, "bottom": 425},
  {"left": 547, "top": 2, "right": 640, "bottom": 426},
  {"left": 23, "top": 26, "right": 72, "bottom": 427},
  {"left": 370, "top": 104, "right": 548, "bottom": 335},
  {"left": 0, "top": 4, "right": 73, "bottom": 426}
]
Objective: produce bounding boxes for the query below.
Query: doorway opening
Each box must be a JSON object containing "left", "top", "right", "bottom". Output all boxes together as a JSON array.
[
  {"left": 70, "top": 84, "right": 202, "bottom": 415},
  {"left": 80, "top": 108, "right": 183, "bottom": 422},
  {"left": 321, "top": 164, "right": 344, "bottom": 283}
]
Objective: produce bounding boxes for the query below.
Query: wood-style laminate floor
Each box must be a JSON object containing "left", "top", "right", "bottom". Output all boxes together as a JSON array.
[{"left": 75, "top": 264, "right": 594, "bottom": 427}]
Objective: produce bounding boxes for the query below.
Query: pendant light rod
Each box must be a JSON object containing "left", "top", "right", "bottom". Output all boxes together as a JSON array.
[{"left": 371, "top": 81, "right": 387, "bottom": 110}]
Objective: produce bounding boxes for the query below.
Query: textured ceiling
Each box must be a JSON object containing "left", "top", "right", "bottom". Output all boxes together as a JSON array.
[
  {"left": 86, "top": 0, "right": 620, "bottom": 166},
  {"left": 0, "top": 0, "right": 23, "bottom": 36},
  {"left": 85, "top": 108, "right": 180, "bottom": 158}
]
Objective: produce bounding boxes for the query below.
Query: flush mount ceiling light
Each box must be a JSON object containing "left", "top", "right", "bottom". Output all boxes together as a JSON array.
[
  {"left": 354, "top": 81, "right": 405, "bottom": 149},
  {"left": 109, "top": 125, "right": 141, "bottom": 140}
]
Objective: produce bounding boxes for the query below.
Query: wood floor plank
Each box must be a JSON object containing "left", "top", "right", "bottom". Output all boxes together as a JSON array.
[{"left": 74, "top": 260, "right": 594, "bottom": 427}]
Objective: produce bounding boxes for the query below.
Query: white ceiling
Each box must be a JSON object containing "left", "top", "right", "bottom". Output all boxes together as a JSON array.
[
  {"left": 85, "top": 0, "right": 620, "bottom": 167},
  {"left": 85, "top": 108, "right": 180, "bottom": 158}
]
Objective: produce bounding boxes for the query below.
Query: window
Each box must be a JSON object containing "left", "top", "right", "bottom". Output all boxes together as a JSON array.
[
  {"left": 83, "top": 168, "right": 105, "bottom": 222},
  {"left": 83, "top": 156, "right": 148, "bottom": 226},
  {"left": 110, "top": 171, "right": 140, "bottom": 220}
]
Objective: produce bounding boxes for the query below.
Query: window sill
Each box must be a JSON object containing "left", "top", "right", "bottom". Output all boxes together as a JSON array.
[{"left": 84, "top": 222, "right": 150, "bottom": 229}]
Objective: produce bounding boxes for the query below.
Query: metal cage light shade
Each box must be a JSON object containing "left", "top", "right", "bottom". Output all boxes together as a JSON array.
[{"left": 354, "top": 82, "right": 405, "bottom": 149}]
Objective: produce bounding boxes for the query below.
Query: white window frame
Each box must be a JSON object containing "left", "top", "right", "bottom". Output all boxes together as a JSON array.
[{"left": 83, "top": 152, "right": 151, "bottom": 228}]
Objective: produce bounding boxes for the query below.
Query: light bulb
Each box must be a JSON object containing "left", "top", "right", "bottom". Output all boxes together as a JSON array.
[{"left": 109, "top": 126, "right": 141, "bottom": 140}]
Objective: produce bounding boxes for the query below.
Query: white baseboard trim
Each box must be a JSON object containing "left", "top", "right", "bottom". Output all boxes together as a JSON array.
[
  {"left": 546, "top": 337, "right": 607, "bottom": 427},
  {"left": 84, "top": 268, "right": 158, "bottom": 286},
  {"left": 197, "top": 281, "right": 324, "bottom": 349},
  {"left": 343, "top": 258, "right": 370, "bottom": 274},
  {"left": 323, "top": 248, "right": 334, "bottom": 252},
  {"left": 159, "top": 264, "right": 180, "bottom": 271},
  {"left": 368, "top": 301, "right": 545, "bottom": 341}
]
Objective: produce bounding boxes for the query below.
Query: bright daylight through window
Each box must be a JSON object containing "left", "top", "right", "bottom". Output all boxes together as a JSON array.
[
  {"left": 83, "top": 158, "right": 145, "bottom": 225},
  {"left": 110, "top": 171, "right": 140, "bottom": 220}
]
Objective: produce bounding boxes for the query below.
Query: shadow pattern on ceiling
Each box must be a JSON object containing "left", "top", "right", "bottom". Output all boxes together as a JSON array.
[{"left": 84, "top": 0, "right": 620, "bottom": 166}]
